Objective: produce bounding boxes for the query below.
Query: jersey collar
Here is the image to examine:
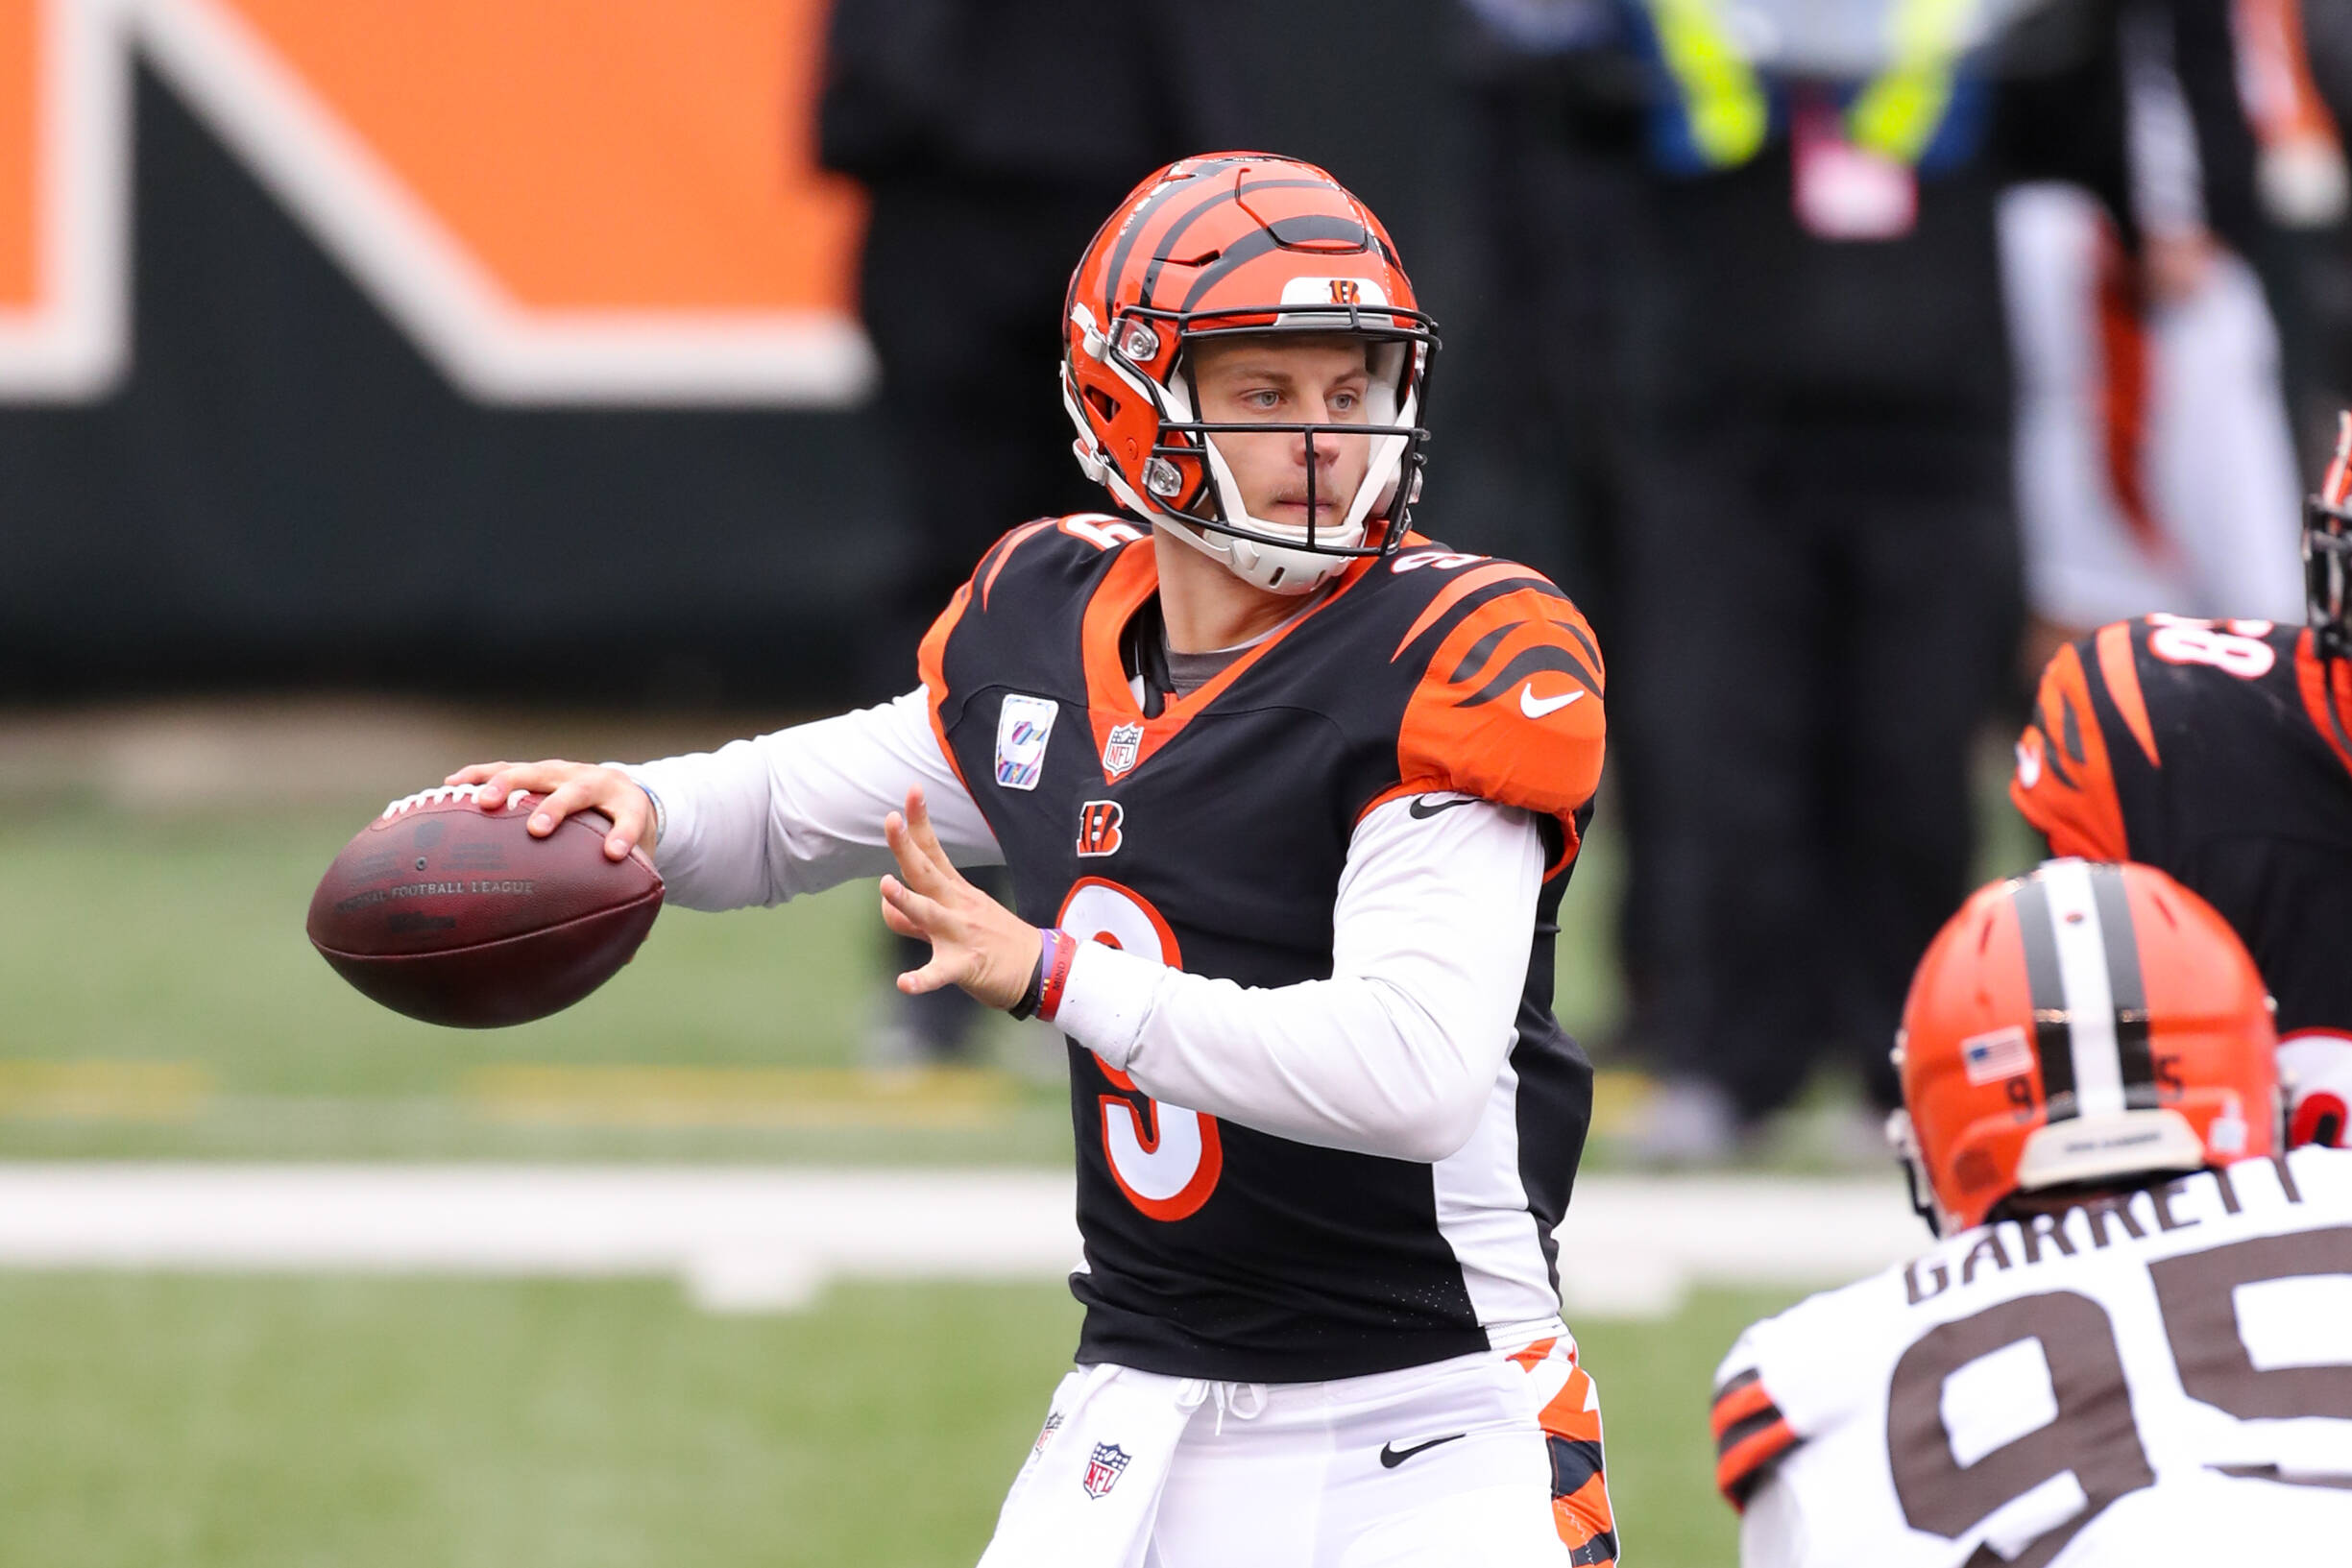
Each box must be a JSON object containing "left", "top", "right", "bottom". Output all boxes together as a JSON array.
[{"left": 1079, "top": 541, "right": 1377, "bottom": 784}]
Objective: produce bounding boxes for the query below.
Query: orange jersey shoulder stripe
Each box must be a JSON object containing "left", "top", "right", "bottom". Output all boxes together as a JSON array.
[
  {"left": 1710, "top": 1368, "right": 1799, "bottom": 1511},
  {"left": 1708, "top": 1372, "right": 1776, "bottom": 1441},
  {"left": 1390, "top": 560, "right": 1551, "bottom": 662},
  {"left": 979, "top": 519, "right": 1060, "bottom": 612},
  {"left": 916, "top": 582, "right": 974, "bottom": 794},
  {"left": 1714, "top": 1416, "right": 1800, "bottom": 1510},
  {"left": 1394, "top": 586, "right": 1604, "bottom": 871},
  {"left": 2011, "top": 639, "right": 2129, "bottom": 860}
]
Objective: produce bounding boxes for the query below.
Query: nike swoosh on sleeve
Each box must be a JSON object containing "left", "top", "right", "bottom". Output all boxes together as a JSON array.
[
  {"left": 1519, "top": 684, "right": 1585, "bottom": 719},
  {"left": 1407, "top": 794, "right": 1477, "bottom": 819}
]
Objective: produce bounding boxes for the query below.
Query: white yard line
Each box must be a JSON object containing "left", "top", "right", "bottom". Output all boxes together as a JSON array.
[{"left": 0, "top": 1166, "right": 1927, "bottom": 1317}]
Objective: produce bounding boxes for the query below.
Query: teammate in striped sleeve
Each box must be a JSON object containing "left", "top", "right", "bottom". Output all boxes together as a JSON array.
[
  {"left": 2010, "top": 414, "right": 2352, "bottom": 1149},
  {"left": 1713, "top": 859, "right": 2352, "bottom": 1567}
]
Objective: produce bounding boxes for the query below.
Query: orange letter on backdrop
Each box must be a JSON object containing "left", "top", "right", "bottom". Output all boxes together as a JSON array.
[
  {"left": 0, "top": 0, "right": 868, "bottom": 404},
  {"left": 0, "top": 0, "right": 36, "bottom": 313}
]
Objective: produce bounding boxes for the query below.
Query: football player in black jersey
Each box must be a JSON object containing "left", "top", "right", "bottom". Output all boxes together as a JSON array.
[
  {"left": 2010, "top": 414, "right": 2352, "bottom": 1151},
  {"left": 444, "top": 156, "right": 1618, "bottom": 1566}
]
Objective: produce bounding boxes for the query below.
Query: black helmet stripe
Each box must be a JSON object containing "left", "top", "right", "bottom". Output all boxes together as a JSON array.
[
  {"left": 1176, "top": 212, "right": 1381, "bottom": 311},
  {"left": 1139, "top": 177, "right": 1327, "bottom": 310},
  {"left": 1103, "top": 156, "right": 1253, "bottom": 314},
  {"left": 2013, "top": 877, "right": 2078, "bottom": 1120},
  {"left": 2087, "top": 863, "right": 2157, "bottom": 1107}
]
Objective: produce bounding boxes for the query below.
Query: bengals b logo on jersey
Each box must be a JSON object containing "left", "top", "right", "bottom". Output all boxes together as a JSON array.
[{"left": 1076, "top": 800, "right": 1124, "bottom": 858}]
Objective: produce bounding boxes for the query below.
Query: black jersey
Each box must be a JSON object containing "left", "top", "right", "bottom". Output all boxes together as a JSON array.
[
  {"left": 918, "top": 516, "right": 1607, "bottom": 1382},
  {"left": 2012, "top": 615, "right": 2352, "bottom": 1040}
]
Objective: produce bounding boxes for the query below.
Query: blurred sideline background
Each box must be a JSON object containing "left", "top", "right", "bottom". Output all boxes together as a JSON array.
[{"left": 3, "top": 0, "right": 2345, "bottom": 1564}]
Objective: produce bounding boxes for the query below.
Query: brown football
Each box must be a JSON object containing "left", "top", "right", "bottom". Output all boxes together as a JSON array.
[{"left": 306, "top": 784, "right": 664, "bottom": 1027}]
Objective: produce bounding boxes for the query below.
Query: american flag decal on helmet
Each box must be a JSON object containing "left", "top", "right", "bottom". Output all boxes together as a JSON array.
[{"left": 1961, "top": 1025, "right": 2034, "bottom": 1086}]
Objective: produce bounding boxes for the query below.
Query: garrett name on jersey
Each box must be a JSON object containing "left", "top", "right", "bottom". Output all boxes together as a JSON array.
[{"left": 1714, "top": 1147, "right": 2352, "bottom": 1568}]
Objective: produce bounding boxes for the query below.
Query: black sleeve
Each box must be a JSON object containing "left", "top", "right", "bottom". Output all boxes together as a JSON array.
[
  {"left": 2167, "top": 0, "right": 2266, "bottom": 254},
  {"left": 2181, "top": 837, "right": 2352, "bottom": 1036}
]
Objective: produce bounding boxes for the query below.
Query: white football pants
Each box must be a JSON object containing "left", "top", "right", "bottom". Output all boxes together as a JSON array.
[{"left": 981, "top": 1326, "right": 1617, "bottom": 1568}]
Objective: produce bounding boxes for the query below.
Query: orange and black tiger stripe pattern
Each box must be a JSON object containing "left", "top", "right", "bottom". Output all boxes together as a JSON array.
[
  {"left": 1710, "top": 1367, "right": 1801, "bottom": 1511},
  {"left": 2012, "top": 637, "right": 2131, "bottom": 861},
  {"left": 1513, "top": 1336, "right": 1619, "bottom": 1566},
  {"left": 1372, "top": 555, "right": 1606, "bottom": 874}
]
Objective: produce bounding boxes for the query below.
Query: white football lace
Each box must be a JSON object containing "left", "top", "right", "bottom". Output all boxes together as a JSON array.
[{"left": 379, "top": 783, "right": 520, "bottom": 820}]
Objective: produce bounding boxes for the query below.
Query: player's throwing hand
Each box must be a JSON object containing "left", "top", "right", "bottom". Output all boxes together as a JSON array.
[{"left": 880, "top": 786, "right": 1040, "bottom": 1011}]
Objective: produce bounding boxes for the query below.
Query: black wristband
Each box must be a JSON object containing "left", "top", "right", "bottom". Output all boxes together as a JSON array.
[{"left": 1007, "top": 940, "right": 1047, "bottom": 1020}]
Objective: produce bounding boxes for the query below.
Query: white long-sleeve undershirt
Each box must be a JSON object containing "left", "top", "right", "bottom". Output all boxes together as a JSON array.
[
  {"left": 620, "top": 689, "right": 1543, "bottom": 1164},
  {"left": 623, "top": 690, "right": 1004, "bottom": 906}
]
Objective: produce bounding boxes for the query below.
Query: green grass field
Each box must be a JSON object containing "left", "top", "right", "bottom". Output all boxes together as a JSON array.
[
  {"left": 0, "top": 1272, "right": 1797, "bottom": 1568},
  {"left": 0, "top": 737, "right": 2016, "bottom": 1568},
  {"left": 0, "top": 791, "right": 1791, "bottom": 1566},
  {"left": 0, "top": 798, "right": 1634, "bottom": 1162}
]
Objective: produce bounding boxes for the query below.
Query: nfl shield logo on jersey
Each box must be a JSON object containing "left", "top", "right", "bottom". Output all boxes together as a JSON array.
[
  {"left": 1081, "top": 1442, "right": 1131, "bottom": 1500},
  {"left": 1102, "top": 721, "right": 1144, "bottom": 779},
  {"left": 994, "top": 695, "right": 1058, "bottom": 790}
]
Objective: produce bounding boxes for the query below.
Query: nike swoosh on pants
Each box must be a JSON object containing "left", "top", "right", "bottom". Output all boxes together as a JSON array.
[{"left": 1378, "top": 1433, "right": 1467, "bottom": 1468}]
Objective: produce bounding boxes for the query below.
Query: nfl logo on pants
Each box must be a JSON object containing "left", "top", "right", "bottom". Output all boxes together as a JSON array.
[{"left": 1082, "top": 1442, "right": 1131, "bottom": 1499}]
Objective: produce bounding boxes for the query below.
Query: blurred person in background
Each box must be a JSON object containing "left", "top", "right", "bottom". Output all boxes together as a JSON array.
[
  {"left": 2008, "top": 415, "right": 2352, "bottom": 1152},
  {"left": 2252, "top": 0, "right": 2352, "bottom": 444},
  {"left": 1712, "top": 858, "right": 2352, "bottom": 1566},
  {"left": 1608, "top": 0, "right": 2028, "bottom": 1161},
  {"left": 1999, "top": 0, "right": 2325, "bottom": 675},
  {"left": 818, "top": 0, "right": 1246, "bottom": 1065}
]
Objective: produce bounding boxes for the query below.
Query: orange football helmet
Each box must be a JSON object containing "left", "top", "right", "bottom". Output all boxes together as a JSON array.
[
  {"left": 1889, "top": 858, "right": 2280, "bottom": 1237},
  {"left": 1060, "top": 153, "right": 1436, "bottom": 594}
]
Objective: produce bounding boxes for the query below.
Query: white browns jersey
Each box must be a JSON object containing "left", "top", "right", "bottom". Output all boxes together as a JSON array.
[{"left": 1713, "top": 1147, "right": 2352, "bottom": 1568}]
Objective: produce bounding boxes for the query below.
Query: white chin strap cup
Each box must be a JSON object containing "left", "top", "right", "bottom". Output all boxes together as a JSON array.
[{"left": 1154, "top": 514, "right": 1349, "bottom": 596}]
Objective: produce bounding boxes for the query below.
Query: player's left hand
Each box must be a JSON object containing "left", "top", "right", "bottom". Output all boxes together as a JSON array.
[
  {"left": 880, "top": 785, "right": 1040, "bottom": 1011},
  {"left": 2280, "top": 1033, "right": 2352, "bottom": 1148}
]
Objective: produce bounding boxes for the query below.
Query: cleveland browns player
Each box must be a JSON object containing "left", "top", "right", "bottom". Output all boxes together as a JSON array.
[
  {"left": 2009, "top": 415, "right": 2352, "bottom": 1151},
  {"left": 445, "top": 156, "right": 1617, "bottom": 1566},
  {"left": 1712, "top": 859, "right": 2352, "bottom": 1567}
]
